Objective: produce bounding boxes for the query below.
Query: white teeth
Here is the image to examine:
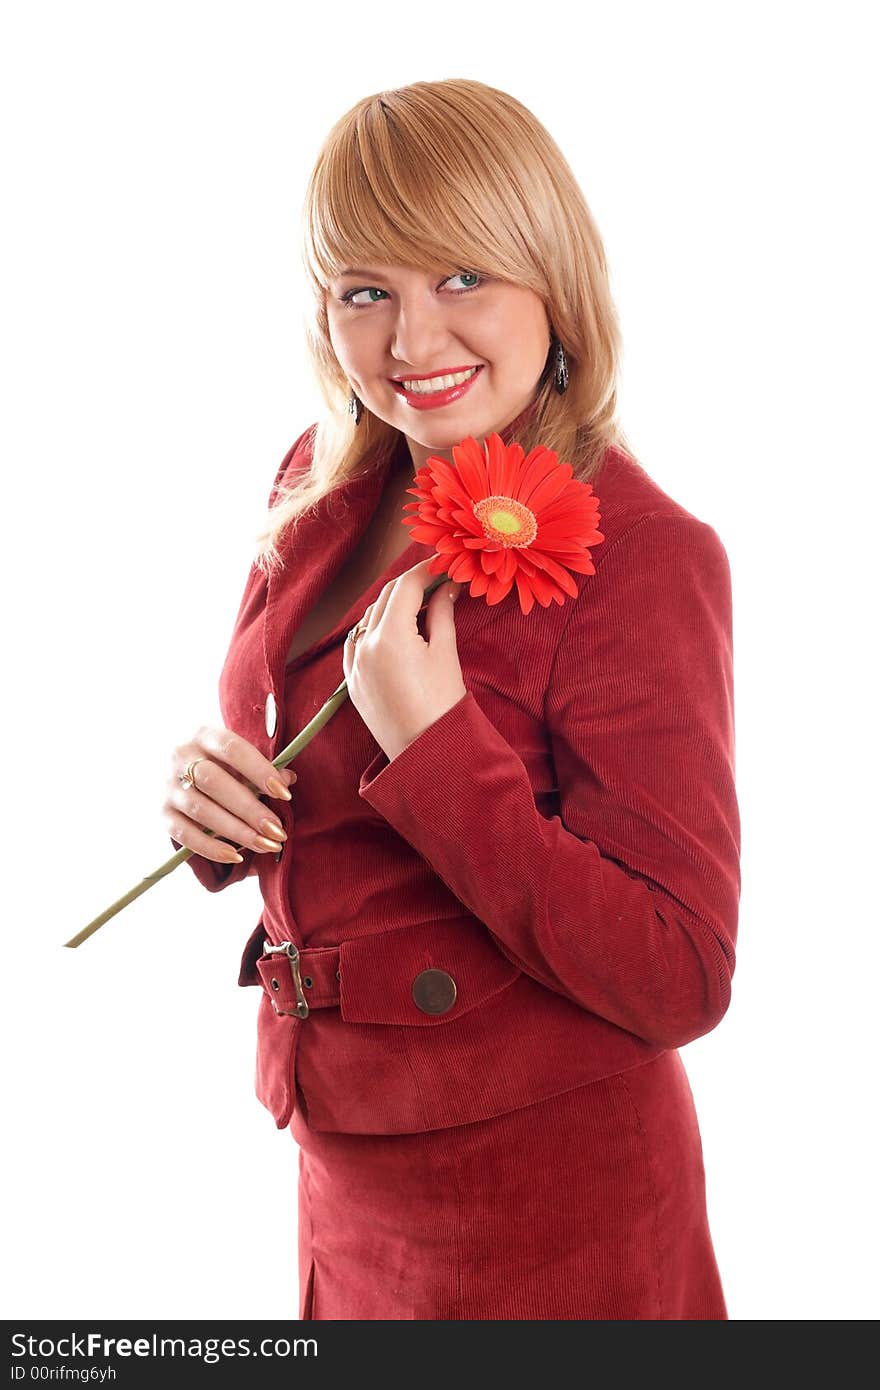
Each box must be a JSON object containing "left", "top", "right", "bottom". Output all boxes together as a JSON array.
[{"left": 401, "top": 366, "right": 478, "bottom": 393}]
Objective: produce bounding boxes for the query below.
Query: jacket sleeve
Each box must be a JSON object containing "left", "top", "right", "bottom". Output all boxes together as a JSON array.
[
  {"left": 170, "top": 427, "right": 316, "bottom": 892},
  {"left": 358, "top": 513, "right": 741, "bottom": 1049}
]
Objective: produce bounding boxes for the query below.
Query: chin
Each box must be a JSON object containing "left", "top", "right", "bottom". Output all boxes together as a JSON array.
[{"left": 417, "top": 413, "right": 493, "bottom": 444}]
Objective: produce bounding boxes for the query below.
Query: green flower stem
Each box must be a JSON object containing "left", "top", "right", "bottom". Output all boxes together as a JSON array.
[{"left": 64, "top": 572, "right": 451, "bottom": 949}]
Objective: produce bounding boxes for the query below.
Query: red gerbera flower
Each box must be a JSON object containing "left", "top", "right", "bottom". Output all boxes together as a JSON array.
[{"left": 401, "top": 432, "right": 605, "bottom": 615}]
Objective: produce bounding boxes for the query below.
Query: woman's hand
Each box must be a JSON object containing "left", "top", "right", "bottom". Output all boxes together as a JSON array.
[
  {"left": 342, "top": 556, "right": 466, "bottom": 762},
  {"left": 163, "top": 726, "right": 297, "bottom": 863}
]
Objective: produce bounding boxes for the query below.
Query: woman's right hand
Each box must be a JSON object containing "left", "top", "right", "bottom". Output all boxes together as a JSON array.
[{"left": 164, "top": 725, "right": 297, "bottom": 864}]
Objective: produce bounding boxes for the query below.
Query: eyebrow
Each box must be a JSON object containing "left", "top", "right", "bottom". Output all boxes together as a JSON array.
[{"left": 336, "top": 267, "right": 388, "bottom": 279}]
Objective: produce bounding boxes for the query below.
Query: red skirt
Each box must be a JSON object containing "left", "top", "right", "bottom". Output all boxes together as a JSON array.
[{"left": 291, "top": 1048, "right": 727, "bottom": 1320}]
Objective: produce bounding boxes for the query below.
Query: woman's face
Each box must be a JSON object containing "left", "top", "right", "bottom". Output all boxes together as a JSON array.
[{"left": 325, "top": 263, "right": 552, "bottom": 472}]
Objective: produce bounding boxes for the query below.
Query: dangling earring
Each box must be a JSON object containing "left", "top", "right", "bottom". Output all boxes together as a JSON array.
[
  {"left": 553, "top": 336, "right": 569, "bottom": 394},
  {"left": 348, "top": 389, "right": 363, "bottom": 425}
]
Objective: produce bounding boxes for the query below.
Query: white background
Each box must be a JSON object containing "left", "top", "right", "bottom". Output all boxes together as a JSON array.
[{"left": 2, "top": 0, "right": 877, "bottom": 1322}]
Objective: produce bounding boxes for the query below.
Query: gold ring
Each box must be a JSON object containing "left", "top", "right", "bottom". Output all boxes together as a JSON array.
[
  {"left": 179, "top": 757, "right": 205, "bottom": 790},
  {"left": 346, "top": 622, "right": 368, "bottom": 644}
]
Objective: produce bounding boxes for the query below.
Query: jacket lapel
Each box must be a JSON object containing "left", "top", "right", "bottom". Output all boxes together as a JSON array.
[{"left": 262, "top": 456, "right": 388, "bottom": 679}]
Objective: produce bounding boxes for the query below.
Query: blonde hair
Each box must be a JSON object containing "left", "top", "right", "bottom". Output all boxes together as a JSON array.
[{"left": 254, "top": 77, "right": 637, "bottom": 575}]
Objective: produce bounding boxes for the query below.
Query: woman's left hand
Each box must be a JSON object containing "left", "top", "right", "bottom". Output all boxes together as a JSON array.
[{"left": 342, "top": 557, "right": 467, "bottom": 762}]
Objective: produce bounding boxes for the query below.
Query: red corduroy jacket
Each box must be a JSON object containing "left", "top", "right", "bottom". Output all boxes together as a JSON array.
[{"left": 176, "top": 423, "right": 741, "bottom": 1135}]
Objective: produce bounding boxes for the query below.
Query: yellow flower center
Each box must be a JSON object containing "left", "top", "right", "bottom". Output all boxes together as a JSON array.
[{"left": 472, "top": 494, "right": 538, "bottom": 548}]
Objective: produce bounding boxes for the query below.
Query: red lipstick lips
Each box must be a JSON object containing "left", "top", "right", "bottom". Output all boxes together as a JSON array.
[{"left": 390, "top": 364, "right": 483, "bottom": 411}]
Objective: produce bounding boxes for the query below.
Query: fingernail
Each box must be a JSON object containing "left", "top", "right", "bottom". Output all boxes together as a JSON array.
[
  {"left": 219, "top": 846, "right": 244, "bottom": 863},
  {"left": 256, "top": 835, "right": 285, "bottom": 852},
  {"left": 267, "top": 775, "right": 292, "bottom": 800},
  {"left": 260, "top": 817, "right": 287, "bottom": 841},
  {"left": 450, "top": 585, "right": 461, "bottom": 601}
]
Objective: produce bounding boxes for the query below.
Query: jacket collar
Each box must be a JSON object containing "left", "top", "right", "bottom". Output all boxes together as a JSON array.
[{"left": 263, "top": 432, "right": 416, "bottom": 679}]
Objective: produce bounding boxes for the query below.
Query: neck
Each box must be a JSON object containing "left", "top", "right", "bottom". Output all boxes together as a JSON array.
[{"left": 399, "top": 396, "right": 541, "bottom": 476}]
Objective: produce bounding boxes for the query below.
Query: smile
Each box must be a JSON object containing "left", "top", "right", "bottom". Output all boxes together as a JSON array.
[{"left": 390, "top": 365, "right": 483, "bottom": 410}]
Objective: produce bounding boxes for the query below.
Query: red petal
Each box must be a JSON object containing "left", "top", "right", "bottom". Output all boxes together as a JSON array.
[
  {"left": 449, "top": 506, "right": 483, "bottom": 536},
  {"left": 485, "top": 569, "right": 513, "bottom": 604},
  {"left": 445, "top": 554, "right": 480, "bottom": 582},
  {"left": 406, "top": 524, "right": 445, "bottom": 544},
  {"left": 514, "top": 571, "right": 537, "bottom": 615},
  {"left": 561, "top": 554, "right": 596, "bottom": 575},
  {"left": 434, "top": 534, "right": 466, "bottom": 553},
  {"left": 502, "top": 437, "right": 526, "bottom": 493},
  {"left": 451, "top": 436, "right": 490, "bottom": 498},
  {"left": 518, "top": 446, "right": 558, "bottom": 503},
  {"left": 537, "top": 517, "right": 602, "bottom": 541},
  {"left": 537, "top": 487, "right": 598, "bottom": 526},
  {"left": 514, "top": 551, "right": 541, "bottom": 579},
  {"left": 527, "top": 461, "right": 574, "bottom": 513},
  {"left": 429, "top": 456, "right": 472, "bottom": 503},
  {"left": 520, "top": 567, "right": 554, "bottom": 607},
  {"left": 485, "top": 432, "right": 515, "bottom": 494},
  {"left": 468, "top": 569, "right": 491, "bottom": 597},
  {"left": 518, "top": 547, "right": 580, "bottom": 598}
]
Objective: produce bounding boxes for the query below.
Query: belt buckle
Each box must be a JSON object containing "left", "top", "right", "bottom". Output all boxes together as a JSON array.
[{"left": 263, "top": 940, "right": 310, "bottom": 1019}]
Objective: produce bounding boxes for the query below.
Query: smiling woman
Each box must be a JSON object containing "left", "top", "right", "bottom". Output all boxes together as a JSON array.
[
  {"left": 252, "top": 76, "right": 634, "bottom": 576},
  {"left": 167, "top": 76, "right": 740, "bottom": 1323}
]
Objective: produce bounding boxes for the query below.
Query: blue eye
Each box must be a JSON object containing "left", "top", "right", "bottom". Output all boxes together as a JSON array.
[
  {"left": 340, "top": 286, "right": 390, "bottom": 307},
  {"left": 338, "top": 271, "right": 486, "bottom": 308},
  {"left": 445, "top": 271, "right": 482, "bottom": 290}
]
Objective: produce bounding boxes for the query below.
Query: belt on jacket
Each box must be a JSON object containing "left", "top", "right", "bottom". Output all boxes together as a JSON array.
[{"left": 257, "top": 940, "right": 340, "bottom": 1019}]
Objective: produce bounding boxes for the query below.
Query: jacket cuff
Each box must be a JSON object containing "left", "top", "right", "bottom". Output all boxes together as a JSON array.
[{"left": 358, "top": 689, "right": 535, "bottom": 870}]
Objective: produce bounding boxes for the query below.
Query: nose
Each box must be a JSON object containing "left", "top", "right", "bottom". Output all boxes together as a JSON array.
[{"left": 390, "top": 294, "right": 457, "bottom": 372}]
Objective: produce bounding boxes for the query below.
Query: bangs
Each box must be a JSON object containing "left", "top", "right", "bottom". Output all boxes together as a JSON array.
[{"left": 302, "top": 87, "right": 543, "bottom": 292}]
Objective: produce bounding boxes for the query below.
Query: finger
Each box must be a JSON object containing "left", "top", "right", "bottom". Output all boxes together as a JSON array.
[
  {"left": 169, "top": 762, "right": 291, "bottom": 853},
  {"left": 342, "top": 598, "right": 373, "bottom": 684},
  {"left": 408, "top": 555, "right": 449, "bottom": 588},
  {"left": 422, "top": 572, "right": 461, "bottom": 642},
  {"left": 359, "top": 598, "right": 379, "bottom": 631},
  {"left": 376, "top": 559, "right": 448, "bottom": 637},
  {"left": 165, "top": 811, "right": 246, "bottom": 864},
  {"left": 350, "top": 560, "right": 445, "bottom": 647},
  {"left": 370, "top": 557, "right": 444, "bottom": 629},
  {"left": 191, "top": 728, "right": 296, "bottom": 801}
]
